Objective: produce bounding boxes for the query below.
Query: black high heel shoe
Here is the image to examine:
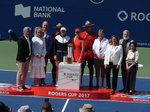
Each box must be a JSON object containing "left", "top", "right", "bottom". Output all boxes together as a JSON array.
[
  {"left": 122, "top": 89, "right": 129, "bottom": 93},
  {"left": 106, "top": 86, "right": 110, "bottom": 89},
  {"left": 128, "top": 90, "right": 135, "bottom": 95}
]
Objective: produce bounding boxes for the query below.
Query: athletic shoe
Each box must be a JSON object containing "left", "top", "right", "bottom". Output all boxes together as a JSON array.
[
  {"left": 17, "top": 86, "right": 24, "bottom": 90},
  {"left": 23, "top": 86, "right": 30, "bottom": 90}
]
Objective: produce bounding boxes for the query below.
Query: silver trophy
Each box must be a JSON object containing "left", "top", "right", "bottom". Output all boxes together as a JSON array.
[{"left": 67, "top": 43, "right": 72, "bottom": 64}]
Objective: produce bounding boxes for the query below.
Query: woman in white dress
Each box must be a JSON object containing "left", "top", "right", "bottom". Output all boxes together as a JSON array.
[{"left": 30, "top": 27, "right": 46, "bottom": 86}]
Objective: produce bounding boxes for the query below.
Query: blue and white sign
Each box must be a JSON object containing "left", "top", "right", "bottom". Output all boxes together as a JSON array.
[{"left": 0, "top": 0, "right": 150, "bottom": 47}]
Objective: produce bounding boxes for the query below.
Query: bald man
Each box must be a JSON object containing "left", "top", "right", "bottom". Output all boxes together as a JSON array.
[{"left": 40, "top": 21, "right": 52, "bottom": 85}]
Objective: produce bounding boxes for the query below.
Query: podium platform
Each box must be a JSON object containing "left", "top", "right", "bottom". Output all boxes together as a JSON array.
[
  {"left": 110, "top": 91, "right": 150, "bottom": 103},
  {"left": 0, "top": 83, "right": 34, "bottom": 95},
  {"left": 1, "top": 83, "right": 150, "bottom": 102},
  {"left": 0, "top": 83, "right": 113, "bottom": 99},
  {"left": 31, "top": 84, "right": 114, "bottom": 99}
]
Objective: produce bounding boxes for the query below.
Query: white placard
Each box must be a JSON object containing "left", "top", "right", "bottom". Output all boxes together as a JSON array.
[{"left": 58, "top": 62, "right": 81, "bottom": 90}]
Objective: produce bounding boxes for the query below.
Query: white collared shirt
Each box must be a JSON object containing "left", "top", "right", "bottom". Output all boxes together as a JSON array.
[
  {"left": 24, "top": 35, "right": 31, "bottom": 56},
  {"left": 55, "top": 35, "right": 70, "bottom": 43}
]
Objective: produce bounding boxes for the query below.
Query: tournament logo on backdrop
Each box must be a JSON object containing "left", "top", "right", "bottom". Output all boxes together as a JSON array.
[{"left": 90, "top": 0, "right": 104, "bottom": 4}]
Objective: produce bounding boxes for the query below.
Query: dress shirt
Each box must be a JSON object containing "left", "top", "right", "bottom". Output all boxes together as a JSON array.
[
  {"left": 43, "top": 31, "right": 52, "bottom": 53},
  {"left": 24, "top": 35, "right": 31, "bottom": 56},
  {"left": 92, "top": 37, "right": 109, "bottom": 59}
]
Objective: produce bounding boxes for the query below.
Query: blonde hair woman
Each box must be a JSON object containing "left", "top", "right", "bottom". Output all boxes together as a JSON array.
[{"left": 30, "top": 27, "right": 46, "bottom": 86}]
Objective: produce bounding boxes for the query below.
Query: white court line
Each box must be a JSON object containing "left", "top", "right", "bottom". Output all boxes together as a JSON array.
[
  {"left": 61, "top": 99, "right": 70, "bottom": 112},
  {"left": 0, "top": 69, "right": 17, "bottom": 72},
  {"left": 0, "top": 69, "right": 53, "bottom": 73}
]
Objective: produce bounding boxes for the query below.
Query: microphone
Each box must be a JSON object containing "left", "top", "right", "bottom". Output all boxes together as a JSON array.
[{"left": 8, "top": 29, "right": 18, "bottom": 41}]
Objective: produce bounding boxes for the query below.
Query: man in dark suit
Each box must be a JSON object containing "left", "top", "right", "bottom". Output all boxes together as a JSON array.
[
  {"left": 39, "top": 21, "right": 52, "bottom": 85},
  {"left": 119, "top": 30, "right": 134, "bottom": 92},
  {"left": 16, "top": 27, "right": 32, "bottom": 90}
]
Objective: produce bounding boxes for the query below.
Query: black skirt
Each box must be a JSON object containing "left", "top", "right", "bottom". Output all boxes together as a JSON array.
[{"left": 56, "top": 52, "right": 67, "bottom": 62}]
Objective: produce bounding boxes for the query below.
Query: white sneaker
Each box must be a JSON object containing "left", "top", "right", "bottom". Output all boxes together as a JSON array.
[{"left": 17, "top": 86, "right": 24, "bottom": 91}]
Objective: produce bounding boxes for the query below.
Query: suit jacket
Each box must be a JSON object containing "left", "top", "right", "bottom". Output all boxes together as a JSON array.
[
  {"left": 119, "top": 38, "right": 134, "bottom": 56},
  {"left": 104, "top": 44, "right": 123, "bottom": 65},
  {"left": 16, "top": 35, "right": 31, "bottom": 62}
]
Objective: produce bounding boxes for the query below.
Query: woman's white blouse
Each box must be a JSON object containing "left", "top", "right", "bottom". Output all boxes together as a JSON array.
[{"left": 104, "top": 44, "right": 123, "bottom": 65}]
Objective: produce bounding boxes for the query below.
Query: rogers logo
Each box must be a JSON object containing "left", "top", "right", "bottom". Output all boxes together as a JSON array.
[
  {"left": 117, "top": 10, "right": 128, "bottom": 21},
  {"left": 117, "top": 10, "right": 150, "bottom": 22},
  {"left": 90, "top": 0, "right": 104, "bottom": 4}
]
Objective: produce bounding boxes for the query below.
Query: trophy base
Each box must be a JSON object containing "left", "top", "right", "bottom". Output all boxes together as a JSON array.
[{"left": 67, "top": 57, "right": 72, "bottom": 64}]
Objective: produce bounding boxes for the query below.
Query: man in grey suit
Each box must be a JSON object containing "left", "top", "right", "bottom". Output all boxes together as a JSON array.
[{"left": 119, "top": 30, "right": 134, "bottom": 92}]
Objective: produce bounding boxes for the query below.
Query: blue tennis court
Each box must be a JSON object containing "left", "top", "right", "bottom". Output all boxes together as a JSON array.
[{"left": 0, "top": 70, "right": 150, "bottom": 112}]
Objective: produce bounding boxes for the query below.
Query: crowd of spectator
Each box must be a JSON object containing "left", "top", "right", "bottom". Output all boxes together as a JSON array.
[{"left": 0, "top": 100, "right": 97, "bottom": 112}]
